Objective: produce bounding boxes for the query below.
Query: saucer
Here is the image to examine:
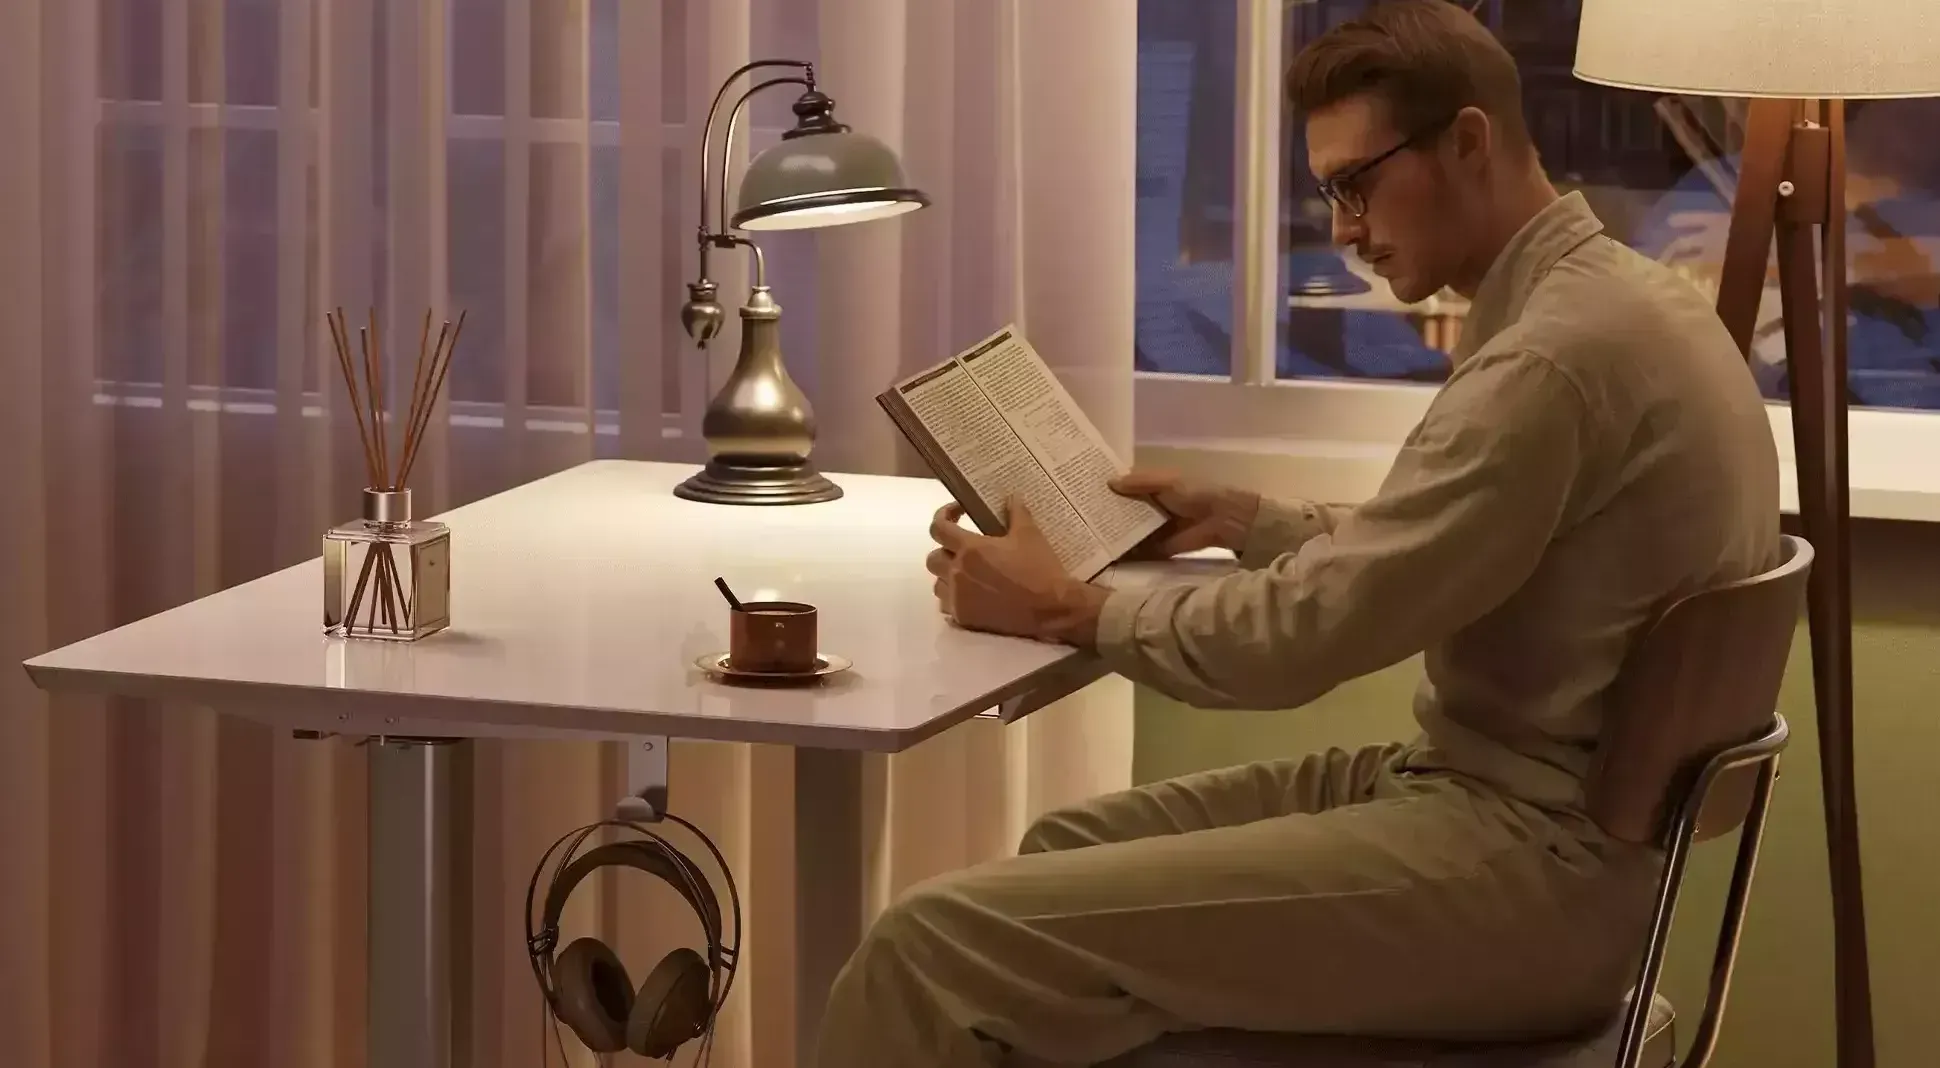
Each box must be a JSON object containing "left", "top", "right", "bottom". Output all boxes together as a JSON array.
[{"left": 695, "top": 651, "right": 852, "bottom": 685}]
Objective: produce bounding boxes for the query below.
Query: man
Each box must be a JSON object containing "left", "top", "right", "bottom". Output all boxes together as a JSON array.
[{"left": 814, "top": 3, "right": 1780, "bottom": 1066}]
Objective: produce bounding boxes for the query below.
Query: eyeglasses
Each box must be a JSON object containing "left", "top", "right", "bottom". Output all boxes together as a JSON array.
[{"left": 1314, "top": 114, "right": 1457, "bottom": 219}]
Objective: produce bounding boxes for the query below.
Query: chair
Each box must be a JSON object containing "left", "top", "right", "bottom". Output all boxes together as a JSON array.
[{"left": 1102, "top": 534, "right": 1812, "bottom": 1068}]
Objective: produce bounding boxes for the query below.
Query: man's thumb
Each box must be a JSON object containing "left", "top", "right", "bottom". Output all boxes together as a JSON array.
[
  {"left": 1110, "top": 468, "right": 1175, "bottom": 496},
  {"left": 1006, "top": 494, "right": 1036, "bottom": 530}
]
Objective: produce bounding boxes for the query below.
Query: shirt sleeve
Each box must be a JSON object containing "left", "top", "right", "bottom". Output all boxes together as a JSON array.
[
  {"left": 1235, "top": 497, "right": 1347, "bottom": 569},
  {"left": 1093, "top": 350, "right": 1596, "bottom": 711}
]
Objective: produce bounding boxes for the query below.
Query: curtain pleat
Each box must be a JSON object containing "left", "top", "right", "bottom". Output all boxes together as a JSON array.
[
  {"left": 384, "top": 0, "right": 453, "bottom": 515},
  {"left": 614, "top": 0, "right": 664, "bottom": 459},
  {"left": 0, "top": 2, "right": 1140, "bottom": 1066},
  {"left": 499, "top": 0, "right": 531, "bottom": 484},
  {"left": 0, "top": 0, "right": 51, "bottom": 1058},
  {"left": 692, "top": 0, "right": 750, "bottom": 450},
  {"left": 811, "top": 0, "right": 909, "bottom": 479}
]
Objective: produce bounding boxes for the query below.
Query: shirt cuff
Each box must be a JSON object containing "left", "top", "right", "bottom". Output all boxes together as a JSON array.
[
  {"left": 1093, "top": 584, "right": 1155, "bottom": 671},
  {"left": 1236, "top": 497, "right": 1334, "bottom": 569}
]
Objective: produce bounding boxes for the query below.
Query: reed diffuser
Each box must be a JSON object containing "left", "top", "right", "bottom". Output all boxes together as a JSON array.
[{"left": 322, "top": 306, "right": 466, "bottom": 641}]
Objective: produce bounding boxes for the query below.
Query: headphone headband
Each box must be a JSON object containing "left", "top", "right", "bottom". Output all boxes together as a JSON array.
[{"left": 540, "top": 840, "right": 725, "bottom": 955}]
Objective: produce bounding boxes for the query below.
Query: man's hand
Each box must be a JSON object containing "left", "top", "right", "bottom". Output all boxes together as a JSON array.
[
  {"left": 1108, "top": 469, "right": 1261, "bottom": 559},
  {"left": 926, "top": 498, "right": 1109, "bottom": 645}
]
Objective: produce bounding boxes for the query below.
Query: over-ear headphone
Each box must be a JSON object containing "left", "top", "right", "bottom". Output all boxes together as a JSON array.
[{"left": 525, "top": 816, "right": 742, "bottom": 1061}]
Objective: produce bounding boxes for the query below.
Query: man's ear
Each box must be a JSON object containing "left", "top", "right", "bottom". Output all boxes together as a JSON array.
[{"left": 1449, "top": 106, "right": 1494, "bottom": 170}]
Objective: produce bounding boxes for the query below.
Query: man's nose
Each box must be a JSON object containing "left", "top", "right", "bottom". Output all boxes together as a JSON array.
[{"left": 1330, "top": 203, "right": 1365, "bottom": 248}]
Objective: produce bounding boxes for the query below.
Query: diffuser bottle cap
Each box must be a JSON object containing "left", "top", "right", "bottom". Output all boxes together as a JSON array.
[{"left": 362, "top": 488, "right": 413, "bottom": 525}]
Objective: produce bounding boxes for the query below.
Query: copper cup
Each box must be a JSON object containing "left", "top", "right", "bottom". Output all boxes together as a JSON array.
[{"left": 728, "top": 600, "right": 818, "bottom": 673}]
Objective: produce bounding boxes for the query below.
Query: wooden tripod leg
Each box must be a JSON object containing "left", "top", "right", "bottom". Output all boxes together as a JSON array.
[
  {"left": 1717, "top": 96, "right": 1873, "bottom": 1068},
  {"left": 1773, "top": 111, "right": 1874, "bottom": 1068},
  {"left": 1714, "top": 100, "right": 1793, "bottom": 353}
]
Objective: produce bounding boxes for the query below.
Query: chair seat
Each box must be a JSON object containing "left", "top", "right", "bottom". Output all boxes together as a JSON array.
[{"left": 1098, "top": 994, "right": 1676, "bottom": 1068}]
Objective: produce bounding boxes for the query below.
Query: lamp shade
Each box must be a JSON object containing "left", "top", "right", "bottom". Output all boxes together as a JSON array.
[
  {"left": 1574, "top": 0, "right": 1940, "bottom": 100},
  {"left": 732, "top": 128, "right": 929, "bottom": 232}
]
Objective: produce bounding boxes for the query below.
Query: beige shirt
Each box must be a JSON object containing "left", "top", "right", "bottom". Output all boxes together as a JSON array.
[{"left": 1097, "top": 192, "right": 1781, "bottom": 811}]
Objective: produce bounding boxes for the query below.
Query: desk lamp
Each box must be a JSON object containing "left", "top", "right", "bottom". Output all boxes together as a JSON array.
[
  {"left": 676, "top": 61, "right": 929, "bottom": 505},
  {"left": 1575, "top": 4, "right": 1940, "bottom": 1066}
]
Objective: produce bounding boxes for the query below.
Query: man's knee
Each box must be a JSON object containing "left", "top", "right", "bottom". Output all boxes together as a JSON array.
[
  {"left": 829, "top": 882, "right": 946, "bottom": 1023},
  {"left": 864, "top": 870, "right": 979, "bottom": 962},
  {"left": 1016, "top": 803, "right": 1097, "bottom": 854}
]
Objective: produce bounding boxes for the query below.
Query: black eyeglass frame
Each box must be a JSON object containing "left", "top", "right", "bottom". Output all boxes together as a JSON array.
[{"left": 1314, "top": 112, "right": 1459, "bottom": 219}]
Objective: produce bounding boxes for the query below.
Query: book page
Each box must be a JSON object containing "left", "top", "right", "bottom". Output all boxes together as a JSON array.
[
  {"left": 896, "top": 362, "right": 1112, "bottom": 579},
  {"left": 959, "top": 331, "right": 1166, "bottom": 559}
]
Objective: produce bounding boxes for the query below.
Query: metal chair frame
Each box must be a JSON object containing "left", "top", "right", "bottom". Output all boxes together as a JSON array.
[{"left": 1612, "top": 715, "right": 1789, "bottom": 1068}]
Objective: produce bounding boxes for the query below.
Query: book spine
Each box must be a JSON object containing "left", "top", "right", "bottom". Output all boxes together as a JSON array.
[{"left": 875, "top": 389, "right": 1006, "bottom": 535}]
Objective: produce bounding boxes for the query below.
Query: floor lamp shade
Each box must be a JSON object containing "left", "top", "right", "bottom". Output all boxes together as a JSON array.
[{"left": 1574, "top": 0, "right": 1940, "bottom": 99}]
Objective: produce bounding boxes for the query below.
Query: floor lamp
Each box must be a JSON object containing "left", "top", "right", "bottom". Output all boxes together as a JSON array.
[{"left": 1575, "top": 4, "right": 1940, "bottom": 1067}]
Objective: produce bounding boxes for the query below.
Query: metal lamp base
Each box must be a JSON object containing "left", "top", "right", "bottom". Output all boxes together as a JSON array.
[
  {"left": 674, "top": 460, "right": 842, "bottom": 505},
  {"left": 677, "top": 285, "right": 841, "bottom": 507}
]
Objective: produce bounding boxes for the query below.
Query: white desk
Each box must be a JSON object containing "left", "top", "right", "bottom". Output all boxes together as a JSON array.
[{"left": 21, "top": 459, "right": 1170, "bottom": 1068}]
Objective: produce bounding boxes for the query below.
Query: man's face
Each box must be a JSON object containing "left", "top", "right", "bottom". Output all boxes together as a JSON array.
[{"left": 1305, "top": 94, "right": 1468, "bottom": 304}]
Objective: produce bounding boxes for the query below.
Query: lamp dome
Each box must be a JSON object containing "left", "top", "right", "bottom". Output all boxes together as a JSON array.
[{"left": 730, "top": 90, "right": 929, "bottom": 231}]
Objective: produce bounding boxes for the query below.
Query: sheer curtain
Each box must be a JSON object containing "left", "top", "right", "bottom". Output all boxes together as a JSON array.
[{"left": 0, "top": 1, "right": 1137, "bottom": 1066}]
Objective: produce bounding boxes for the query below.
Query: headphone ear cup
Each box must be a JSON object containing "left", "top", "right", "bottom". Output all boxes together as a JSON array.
[
  {"left": 550, "top": 937, "right": 635, "bottom": 1054},
  {"left": 626, "top": 947, "right": 714, "bottom": 1058}
]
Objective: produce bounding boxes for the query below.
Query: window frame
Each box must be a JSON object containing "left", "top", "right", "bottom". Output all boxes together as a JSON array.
[
  {"left": 92, "top": 90, "right": 749, "bottom": 451},
  {"left": 1131, "top": 0, "right": 1940, "bottom": 524}
]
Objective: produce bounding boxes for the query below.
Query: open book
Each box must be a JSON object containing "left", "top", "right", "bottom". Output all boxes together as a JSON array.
[{"left": 877, "top": 325, "right": 1166, "bottom": 580}]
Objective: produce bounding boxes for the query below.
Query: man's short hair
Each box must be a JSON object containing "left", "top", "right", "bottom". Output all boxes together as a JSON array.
[{"left": 1286, "top": 0, "right": 1531, "bottom": 153}]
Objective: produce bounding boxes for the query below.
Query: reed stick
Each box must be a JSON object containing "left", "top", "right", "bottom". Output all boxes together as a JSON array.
[
  {"left": 327, "top": 309, "right": 382, "bottom": 487},
  {"left": 345, "top": 543, "right": 379, "bottom": 631},
  {"left": 403, "top": 308, "right": 434, "bottom": 462},
  {"left": 378, "top": 546, "right": 402, "bottom": 632},
  {"left": 398, "top": 310, "right": 465, "bottom": 491}
]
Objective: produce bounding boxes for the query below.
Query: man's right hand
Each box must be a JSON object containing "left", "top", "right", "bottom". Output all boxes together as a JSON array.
[{"left": 1108, "top": 469, "right": 1261, "bottom": 560}]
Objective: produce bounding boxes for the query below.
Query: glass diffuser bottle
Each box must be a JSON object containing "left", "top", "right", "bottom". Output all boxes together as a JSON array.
[
  {"left": 320, "top": 305, "right": 465, "bottom": 642},
  {"left": 324, "top": 487, "right": 450, "bottom": 641}
]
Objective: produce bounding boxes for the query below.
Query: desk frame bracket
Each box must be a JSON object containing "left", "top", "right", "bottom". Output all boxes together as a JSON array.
[{"left": 616, "top": 735, "right": 670, "bottom": 823}]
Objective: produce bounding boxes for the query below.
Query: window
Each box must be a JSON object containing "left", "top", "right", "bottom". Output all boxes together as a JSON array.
[
  {"left": 93, "top": 0, "right": 818, "bottom": 450},
  {"left": 1133, "top": 0, "right": 1940, "bottom": 516}
]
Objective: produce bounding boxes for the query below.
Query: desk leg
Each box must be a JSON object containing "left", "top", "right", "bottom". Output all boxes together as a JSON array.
[
  {"left": 794, "top": 746, "right": 864, "bottom": 1068},
  {"left": 367, "top": 738, "right": 458, "bottom": 1068}
]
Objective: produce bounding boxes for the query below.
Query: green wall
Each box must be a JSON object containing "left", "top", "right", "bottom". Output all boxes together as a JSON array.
[{"left": 1131, "top": 518, "right": 1940, "bottom": 1068}]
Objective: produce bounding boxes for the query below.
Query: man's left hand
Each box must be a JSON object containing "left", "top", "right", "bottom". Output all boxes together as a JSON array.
[{"left": 926, "top": 497, "right": 1108, "bottom": 646}]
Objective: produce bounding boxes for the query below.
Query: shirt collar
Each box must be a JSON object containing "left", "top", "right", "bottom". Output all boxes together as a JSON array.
[{"left": 1451, "top": 191, "right": 1606, "bottom": 365}]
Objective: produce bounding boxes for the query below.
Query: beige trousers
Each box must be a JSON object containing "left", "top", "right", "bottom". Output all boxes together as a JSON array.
[{"left": 811, "top": 742, "right": 1666, "bottom": 1068}]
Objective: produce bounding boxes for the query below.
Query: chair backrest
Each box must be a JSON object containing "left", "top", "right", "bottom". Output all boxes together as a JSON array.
[{"left": 1586, "top": 534, "right": 1813, "bottom": 844}]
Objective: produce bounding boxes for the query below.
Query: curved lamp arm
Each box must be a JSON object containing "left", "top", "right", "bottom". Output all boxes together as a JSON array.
[
  {"left": 701, "top": 75, "right": 807, "bottom": 297},
  {"left": 683, "top": 60, "right": 816, "bottom": 347},
  {"left": 698, "top": 61, "right": 812, "bottom": 235},
  {"left": 718, "top": 76, "right": 813, "bottom": 238},
  {"left": 695, "top": 64, "right": 814, "bottom": 272}
]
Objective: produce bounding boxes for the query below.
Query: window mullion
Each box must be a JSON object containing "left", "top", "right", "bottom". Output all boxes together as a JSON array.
[{"left": 1231, "top": 0, "right": 1282, "bottom": 386}]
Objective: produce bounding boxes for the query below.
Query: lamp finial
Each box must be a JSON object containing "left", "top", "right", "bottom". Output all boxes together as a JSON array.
[{"left": 681, "top": 280, "right": 725, "bottom": 348}]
